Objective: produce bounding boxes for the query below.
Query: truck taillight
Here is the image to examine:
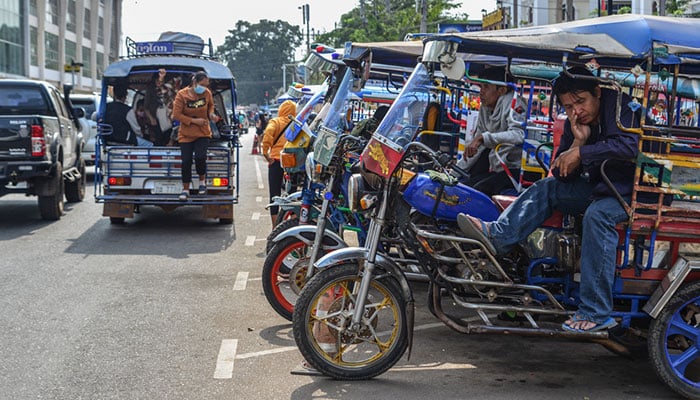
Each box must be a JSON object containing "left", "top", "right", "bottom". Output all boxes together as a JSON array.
[
  {"left": 31, "top": 125, "right": 46, "bottom": 157},
  {"left": 212, "top": 177, "right": 229, "bottom": 187},
  {"left": 108, "top": 177, "right": 132, "bottom": 186}
]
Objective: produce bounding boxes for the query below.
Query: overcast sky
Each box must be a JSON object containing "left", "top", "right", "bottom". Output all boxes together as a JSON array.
[{"left": 121, "top": 0, "right": 496, "bottom": 49}]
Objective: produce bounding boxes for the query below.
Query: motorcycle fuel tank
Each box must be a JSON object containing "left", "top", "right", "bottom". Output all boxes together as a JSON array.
[{"left": 403, "top": 173, "right": 500, "bottom": 222}]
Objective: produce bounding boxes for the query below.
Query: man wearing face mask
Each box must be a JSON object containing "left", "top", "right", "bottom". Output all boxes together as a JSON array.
[{"left": 172, "top": 71, "right": 219, "bottom": 201}]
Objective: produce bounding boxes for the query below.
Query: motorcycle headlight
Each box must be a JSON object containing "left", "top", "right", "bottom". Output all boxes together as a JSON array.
[
  {"left": 347, "top": 173, "right": 365, "bottom": 212},
  {"left": 305, "top": 151, "right": 315, "bottom": 181}
]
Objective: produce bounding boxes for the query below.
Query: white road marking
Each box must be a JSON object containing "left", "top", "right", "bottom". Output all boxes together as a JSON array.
[
  {"left": 245, "top": 235, "right": 255, "bottom": 246},
  {"left": 213, "top": 339, "right": 238, "bottom": 379},
  {"left": 256, "top": 196, "right": 263, "bottom": 202},
  {"left": 251, "top": 212, "right": 261, "bottom": 220},
  {"left": 248, "top": 277, "right": 262, "bottom": 281},
  {"left": 232, "top": 317, "right": 488, "bottom": 361},
  {"left": 233, "top": 271, "right": 249, "bottom": 291},
  {"left": 254, "top": 158, "right": 264, "bottom": 189}
]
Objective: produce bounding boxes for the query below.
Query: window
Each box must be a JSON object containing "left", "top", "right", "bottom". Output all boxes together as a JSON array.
[
  {"left": 83, "top": 8, "right": 91, "bottom": 38},
  {"left": 30, "top": 0, "right": 38, "bottom": 16},
  {"left": 98, "top": 16, "right": 104, "bottom": 44},
  {"left": 30, "top": 27, "right": 38, "bottom": 66},
  {"left": 46, "top": 0, "right": 59, "bottom": 26},
  {"left": 67, "top": 0, "right": 77, "bottom": 32},
  {"left": 96, "top": 51, "right": 104, "bottom": 79},
  {"left": 0, "top": 2, "right": 24, "bottom": 75},
  {"left": 82, "top": 46, "right": 91, "bottom": 77},
  {"left": 45, "top": 32, "right": 59, "bottom": 71},
  {"left": 65, "top": 40, "right": 77, "bottom": 66}
]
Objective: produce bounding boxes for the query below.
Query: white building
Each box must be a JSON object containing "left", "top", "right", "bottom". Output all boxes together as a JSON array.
[
  {"left": 0, "top": 0, "right": 122, "bottom": 93},
  {"left": 500, "top": 0, "right": 683, "bottom": 28}
]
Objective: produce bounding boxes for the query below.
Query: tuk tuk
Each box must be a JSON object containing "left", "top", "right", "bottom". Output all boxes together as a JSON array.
[{"left": 95, "top": 33, "right": 239, "bottom": 224}]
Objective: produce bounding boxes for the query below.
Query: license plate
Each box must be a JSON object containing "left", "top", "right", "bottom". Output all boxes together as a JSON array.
[{"left": 152, "top": 181, "right": 182, "bottom": 194}]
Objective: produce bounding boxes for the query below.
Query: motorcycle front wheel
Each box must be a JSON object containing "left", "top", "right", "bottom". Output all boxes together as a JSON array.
[
  {"left": 292, "top": 263, "right": 408, "bottom": 380},
  {"left": 648, "top": 280, "right": 700, "bottom": 399}
]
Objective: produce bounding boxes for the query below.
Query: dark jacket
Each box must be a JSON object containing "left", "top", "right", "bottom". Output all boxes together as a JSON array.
[
  {"left": 553, "top": 88, "right": 640, "bottom": 197},
  {"left": 104, "top": 101, "right": 137, "bottom": 145}
]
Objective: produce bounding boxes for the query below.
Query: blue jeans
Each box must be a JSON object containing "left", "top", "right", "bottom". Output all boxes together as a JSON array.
[{"left": 486, "top": 176, "right": 628, "bottom": 324}]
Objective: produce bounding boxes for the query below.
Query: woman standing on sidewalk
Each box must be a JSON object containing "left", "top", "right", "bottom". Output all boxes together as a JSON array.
[{"left": 261, "top": 100, "right": 296, "bottom": 225}]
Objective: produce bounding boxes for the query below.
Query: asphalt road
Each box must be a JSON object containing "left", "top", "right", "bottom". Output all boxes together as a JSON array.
[{"left": 0, "top": 130, "right": 682, "bottom": 400}]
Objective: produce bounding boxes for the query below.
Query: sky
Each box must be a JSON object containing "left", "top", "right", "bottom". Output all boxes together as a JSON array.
[{"left": 121, "top": 0, "right": 497, "bottom": 51}]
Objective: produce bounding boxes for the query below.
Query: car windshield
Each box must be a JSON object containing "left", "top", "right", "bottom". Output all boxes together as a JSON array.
[{"left": 373, "top": 63, "right": 431, "bottom": 151}]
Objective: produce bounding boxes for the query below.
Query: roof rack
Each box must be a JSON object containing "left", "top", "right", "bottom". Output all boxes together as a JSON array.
[{"left": 124, "top": 35, "right": 218, "bottom": 60}]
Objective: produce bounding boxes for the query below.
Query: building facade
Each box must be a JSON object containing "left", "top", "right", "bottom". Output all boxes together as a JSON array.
[
  {"left": 497, "top": 0, "right": 683, "bottom": 28},
  {"left": 0, "top": 0, "right": 122, "bottom": 93}
]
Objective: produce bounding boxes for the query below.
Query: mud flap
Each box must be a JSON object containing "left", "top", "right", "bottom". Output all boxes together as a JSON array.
[
  {"left": 103, "top": 203, "right": 134, "bottom": 218},
  {"left": 202, "top": 203, "right": 234, "bottom": 220}
]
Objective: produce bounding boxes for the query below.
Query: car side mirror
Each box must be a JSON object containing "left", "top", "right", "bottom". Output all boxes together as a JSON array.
[{"left": 72, "top": 106, "right": 86, "bottom": 119}]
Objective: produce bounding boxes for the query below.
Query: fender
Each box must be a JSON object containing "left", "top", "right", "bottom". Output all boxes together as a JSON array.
[
  {"left": 313, "top": 246, "right": 417, "bottom": 358},
  {"left": 272, "top": 224, "right": 347, "bottom": 252},
  {"left": 643, "top": 256, "right": 700, "bottom": 318},
  {"left": 266, "top": 191, "right": 303, "bottom": 209}
]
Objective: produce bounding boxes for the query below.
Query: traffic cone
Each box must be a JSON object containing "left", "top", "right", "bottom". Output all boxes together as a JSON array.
[{"left": 252, "top": 135, "right": 259, "bottom": 155}]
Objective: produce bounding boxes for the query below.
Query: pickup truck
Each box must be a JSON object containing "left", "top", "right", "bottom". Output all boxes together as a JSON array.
[{"left": 0, "top": 79, "right": 86, "bottom": 220}]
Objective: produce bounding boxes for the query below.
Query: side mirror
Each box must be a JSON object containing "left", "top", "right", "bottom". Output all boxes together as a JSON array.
[
  {"left": 91, "top": 111, "right": 98, "bottom": 121},
  {"left": 72, "top": 106, "right": 86, "bottom": 119}
]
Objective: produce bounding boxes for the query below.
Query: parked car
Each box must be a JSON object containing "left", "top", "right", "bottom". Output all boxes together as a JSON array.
[
  {"left": 0, "top": 80, "right": 86, "bottom": 220},
  {"left": 70, "top": 92, "right": 107, "bottom": 166}
]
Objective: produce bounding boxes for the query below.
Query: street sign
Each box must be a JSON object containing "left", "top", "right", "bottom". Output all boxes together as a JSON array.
[{"left": 64, "top": 64, "right": 81, "bottom": 73}]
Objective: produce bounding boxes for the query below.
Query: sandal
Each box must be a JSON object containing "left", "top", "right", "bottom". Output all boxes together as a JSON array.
[
  {"left": 562, "top": 316, "right": 617, "bottom": 333},
  {"left": 457, "top": 213, "right": 497, "bottom": 255},
  {"left": 178, "top": 191, "right": 188, "bottom": 201}
]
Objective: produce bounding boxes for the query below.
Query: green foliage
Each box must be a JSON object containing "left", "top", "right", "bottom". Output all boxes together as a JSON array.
[
  {"left": 217, "top": 20, "right": 302, "bottom": 105},
  {"left": 315, "top": 0, "right": 468, "bottom": 48}
]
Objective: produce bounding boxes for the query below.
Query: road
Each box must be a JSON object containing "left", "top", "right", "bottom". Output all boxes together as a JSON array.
[{"left": 0, "top": 130, "right": 681, "bottom": 400}]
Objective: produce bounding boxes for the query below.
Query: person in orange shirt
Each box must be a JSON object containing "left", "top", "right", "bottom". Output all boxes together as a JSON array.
[
  {"left": 172, "top": 71, "right": 218, "bottom": 201},
  {"left": 261, "top": 100, "right": 297, "bottom": 225}
]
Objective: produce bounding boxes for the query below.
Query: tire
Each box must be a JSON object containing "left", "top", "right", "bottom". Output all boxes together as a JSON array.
[
  {"left": 292, "top": 263, "right": 408, "bottom": 380},
  {"left": 263, "top": 236, "right": 327, "bottom": 321},
  {"left": 648, "top": 280, "right": 700, "bottom": 399},
  {"left": 65, "top": 158, "right": 86, "bottom": 203},
  {"left": 38, "top": 162, "right": 64, "bottom": 220},
  {"left": 109, "top": 217, "right": 125, "bottom": 224},
  {"left": 266, "top": 217, "right": 300, "bottom": 254}
]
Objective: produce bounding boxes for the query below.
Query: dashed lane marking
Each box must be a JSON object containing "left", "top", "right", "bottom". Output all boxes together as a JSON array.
[
  {"left": 251, "top": 212, "right": 261, "bottom": 220},
  {"left": 245, "top": 235, "right": 255, "bottom": 246},
  {"left": 254, "top": 158, "right": 264, "bottom": 189},
  {"left": 213, "top": 339, "right": 238, "bottom": 379},
  {"left": 233, "top": 271, "right": 249, "bottom": 291}
]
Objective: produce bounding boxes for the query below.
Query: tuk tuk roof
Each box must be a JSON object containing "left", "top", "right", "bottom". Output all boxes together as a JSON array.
[
  {"left": 102, "top": 55, "right": 234, "bottom": 83},
  {"left": 427, "top": 14, "right": 700, "bottom": 74}
]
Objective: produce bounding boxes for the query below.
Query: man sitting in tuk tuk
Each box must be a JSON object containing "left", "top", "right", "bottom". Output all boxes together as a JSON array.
[{"left": 459, "top": 66, "right": 641, "bottom": 332}]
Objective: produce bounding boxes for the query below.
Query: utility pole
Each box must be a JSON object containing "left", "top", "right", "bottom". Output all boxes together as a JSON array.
[
  {"left": 299, "top": 4, "right": 310, "bottom": 56},
  {"left": 417, "top": 0, "right": 428, "bottom": 33}
]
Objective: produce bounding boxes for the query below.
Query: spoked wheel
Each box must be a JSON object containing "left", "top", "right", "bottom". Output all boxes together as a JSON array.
[
  {"left": 292, "top": 263, "right": 408, "bottom": 380},
  {"left": 648, "top": 281, "right": 700, "bottom": 399},
  {"left": 262, "top": 237, "right": 319, "bottom": 321}
]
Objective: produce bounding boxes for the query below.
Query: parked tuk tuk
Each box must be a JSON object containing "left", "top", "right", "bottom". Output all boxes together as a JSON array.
[{"left": 95, "top": 33, "right": 239, "bottom": 224}]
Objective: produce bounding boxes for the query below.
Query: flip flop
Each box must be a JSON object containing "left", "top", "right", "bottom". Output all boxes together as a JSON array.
[
  {"left": 457, "top": 213, "right": 497, "bottom": 255},
  {"left": 562, "top": 316, "right": 617, "bottom": 333}
]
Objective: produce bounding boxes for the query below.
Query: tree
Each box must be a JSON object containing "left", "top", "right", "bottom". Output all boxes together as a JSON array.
[
  {"left": 315, "top": 0, "right": 468, "bottom": 47},
  {"left": 217, "top": 20, "right": 302, "bottom": 105}
]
